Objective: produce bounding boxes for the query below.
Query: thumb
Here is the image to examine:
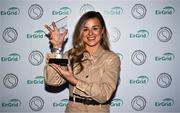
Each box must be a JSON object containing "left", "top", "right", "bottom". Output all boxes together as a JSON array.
[
  {"left": 62, "top": 29, "right": 68, "bottom": 39},
  {"left": 50, "top": 40, "right": 58, "bottom": 46},
  {"left": 67, "top": 64, "right": 73, "bottom": 73}
]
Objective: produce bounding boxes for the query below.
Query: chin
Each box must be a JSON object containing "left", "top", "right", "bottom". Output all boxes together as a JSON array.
[{"left": 86, "top": 43, "right": 99, "bottom": 47}]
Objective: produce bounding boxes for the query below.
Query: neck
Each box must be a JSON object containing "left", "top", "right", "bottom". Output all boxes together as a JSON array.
[{"left": 85, "top": 45, "right": 100, "bottom": 55}]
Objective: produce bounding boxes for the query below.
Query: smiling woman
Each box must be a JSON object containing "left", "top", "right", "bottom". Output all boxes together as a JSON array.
[
  {"left": 82, "top": 18, "right": 104, "bottom": 50},
  {"left": 44, "top": 11, "right": 121, "bottom": 113}
]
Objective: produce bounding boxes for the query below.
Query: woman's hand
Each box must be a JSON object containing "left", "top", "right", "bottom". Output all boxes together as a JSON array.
[
  {"left": 44, "top": 22, "right": 68, "bottom": 48},
  {"left": 49, "top": 64, "right": 78, "bottom": 86}
]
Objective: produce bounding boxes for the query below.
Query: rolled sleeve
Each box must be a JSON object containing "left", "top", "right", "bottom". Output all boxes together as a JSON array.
[{"left": 44, "top": 52, "right": 66, "bottom": 86}]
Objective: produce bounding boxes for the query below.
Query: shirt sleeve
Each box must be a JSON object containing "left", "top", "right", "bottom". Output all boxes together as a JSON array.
[
  {"left": 44, "top": 52, "right": 67, "bottom": 86},
  {"left": 73, "top": 53, "right": 121, "bottom": 103}
]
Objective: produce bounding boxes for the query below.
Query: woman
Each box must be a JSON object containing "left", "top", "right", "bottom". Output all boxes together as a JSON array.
[{"left": 44, "top": 11, "right": 121, "bottom": 113}]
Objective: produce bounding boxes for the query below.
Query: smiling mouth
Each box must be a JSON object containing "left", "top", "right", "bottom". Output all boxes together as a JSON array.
[{"left": 87, "top": 37, "right": 95, "bottom": 40}]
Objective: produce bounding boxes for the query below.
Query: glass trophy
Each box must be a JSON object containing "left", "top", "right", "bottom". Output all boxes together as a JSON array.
[{"left": 48, "top": 16, "right": 68, "bottom": 66}]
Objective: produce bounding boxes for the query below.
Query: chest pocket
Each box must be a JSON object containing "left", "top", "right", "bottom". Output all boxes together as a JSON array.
[
  {"left": 74, "top": 52, "right": 111, "bottom": 83},
  {"left": 86, "top": 54, "right": 109, "bottom": 83}
]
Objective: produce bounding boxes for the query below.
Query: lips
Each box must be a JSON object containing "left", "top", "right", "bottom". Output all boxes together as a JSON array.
[{"left": 87, "top": 37, "right": 95, "bottom": 40}]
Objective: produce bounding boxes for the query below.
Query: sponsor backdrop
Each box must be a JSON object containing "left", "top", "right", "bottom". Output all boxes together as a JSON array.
[{"left": 0, "top": 0, "right": 179, "bottom": 113}]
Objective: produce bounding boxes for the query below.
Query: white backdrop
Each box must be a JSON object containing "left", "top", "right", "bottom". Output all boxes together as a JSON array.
[{"left": 0, "top": 0, "right": 180, "bottom": 113}]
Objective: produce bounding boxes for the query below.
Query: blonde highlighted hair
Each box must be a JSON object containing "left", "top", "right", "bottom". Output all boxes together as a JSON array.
[{"left": 68, "top": 11, "right": 110, "bottom": 74}]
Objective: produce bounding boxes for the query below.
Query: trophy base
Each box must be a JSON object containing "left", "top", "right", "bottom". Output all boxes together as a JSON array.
[{"left": 48, "top": 58, "right": 68, "bottom": 66}]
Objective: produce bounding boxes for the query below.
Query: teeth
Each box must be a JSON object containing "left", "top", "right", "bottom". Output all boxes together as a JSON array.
[{"left": 88, "top": 37, "right": 95, "bottom": 40}]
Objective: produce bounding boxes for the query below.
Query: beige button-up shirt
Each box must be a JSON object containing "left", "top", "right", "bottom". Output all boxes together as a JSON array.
[{"left": 44, "top": 47, "right": 121, "bottom": 104}]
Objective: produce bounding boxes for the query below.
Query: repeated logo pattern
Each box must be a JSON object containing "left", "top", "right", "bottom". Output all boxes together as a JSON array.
[
  {"left": 109, "top": 27, "right": 121, "bottom": 43},
  {"left": 157, "top": 27, "right": 172, "bottom": 42},
  {"left": 28, "top": 50, "right": 44, "bottom": 66},
  {"left": 131, "top": 50, "right": 146, "bottom": 66},
  {"left": 0, "top": 1, "right": 178, "bottom": 112},
  {"left": 3, "top": 73, "right": 18, "bottom": 89},
  {"left": 157, "top": 73, "right": 172, "bottom": 88},
  {"left": 131, "top": 96, "right": 146, "bottom": 111},
  {"left": 80, "top": 3, "right": 95, "bottom": 15},
  {"left": 2, "top": 27, "right": 18, "bottom": 43},
  {"left": 28, "top": 4, "right": 43, "bottom": 20},
  {"left": 131, "top": 4, "right": 147, "bottom": 19},
  {"left": 29, "top": 96, "right": 44, "bottom": 111}
]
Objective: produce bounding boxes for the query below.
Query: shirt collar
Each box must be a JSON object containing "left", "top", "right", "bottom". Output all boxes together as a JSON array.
[{"left": 83, "top": 46, "right": 105, "bottom": 62}]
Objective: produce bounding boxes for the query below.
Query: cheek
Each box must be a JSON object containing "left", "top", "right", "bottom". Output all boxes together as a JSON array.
[
  {"left": 95, "top": 30, "right": 103, "bottom": 36},
  {"left": 95, "top": 32, "right": 103, "bottom": 39},
  {"left": 82, "top": 31, "right": 88, "bottom": 37},
  {"left": 82, "top": 36, "right": 87, "bottom": 42},
  {"left": 81, "top": 33, "right": 87, "bottom": 41},
  {"left": 96, "top": 36, "right": 102, "bottom": 42}
]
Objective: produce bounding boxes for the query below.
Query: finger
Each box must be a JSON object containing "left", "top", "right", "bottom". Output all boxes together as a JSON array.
[
  {"left": 49, "top": 40, "right": 55, "bottom": 44},
  {"left": 52, "top": 22, "right": 58, "bottom": 31},
  {"left": 67, "top": 64, "right": 73, "bottom": 73},
  {"left": 44, "top": 24, "right": 53, "bottom": 32},
  {"left": 45, "top": 33, "right": 50, "bottom": 38},
  {"left": 49, "top": 64, "right": 58, "bottom": 71},
  {"left": 45, "top": 33, "right": 52, "bottom": 39},
  {"left": 61, "top": 29, "right": 68, "bottom": 40},
  {"left": 51, "top": 64, "right": 61, "bottom": 69},
  {"left": 49, "top": 64, "right": 62, "bottom": 74},
  {"left": 54, "top": 64, "right": 64, "bottom": 72},
  {"left": 63, "top": 29, "right": 68, "bottom": 37}
]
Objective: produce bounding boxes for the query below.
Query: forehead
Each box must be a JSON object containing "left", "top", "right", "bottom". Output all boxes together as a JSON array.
[{"left": 84, "top": 18, "right": 101, "bottom": 27}]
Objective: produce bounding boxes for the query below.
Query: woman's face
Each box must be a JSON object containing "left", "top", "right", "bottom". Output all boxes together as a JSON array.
[{"left": 82, "top": 18, "right": 104, "bottom": 49}]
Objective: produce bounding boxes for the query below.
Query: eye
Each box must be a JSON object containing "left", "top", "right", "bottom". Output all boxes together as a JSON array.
[
  {"left": 83, "top": 28, "right": 88, "bottom": 31},
  {"left": 93, "top": 27, "right": 98, "bottom": 30},
  {"left": 93, "top": 27, "right": 100, "bottom": 31}
]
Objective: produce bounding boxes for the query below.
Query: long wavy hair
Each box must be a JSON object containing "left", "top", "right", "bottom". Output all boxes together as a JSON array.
[{"left": 68, "top": 11, "right": 110, "bottom": 74}]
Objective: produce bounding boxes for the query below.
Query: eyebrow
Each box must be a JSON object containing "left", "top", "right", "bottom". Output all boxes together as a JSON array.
[{"left": 83, "top": 25, "right": 101, "bottom": 28}]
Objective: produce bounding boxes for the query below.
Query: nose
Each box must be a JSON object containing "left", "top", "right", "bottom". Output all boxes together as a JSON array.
[{"left": 88, "top": 29, "right": 93, "bottom": 36}]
